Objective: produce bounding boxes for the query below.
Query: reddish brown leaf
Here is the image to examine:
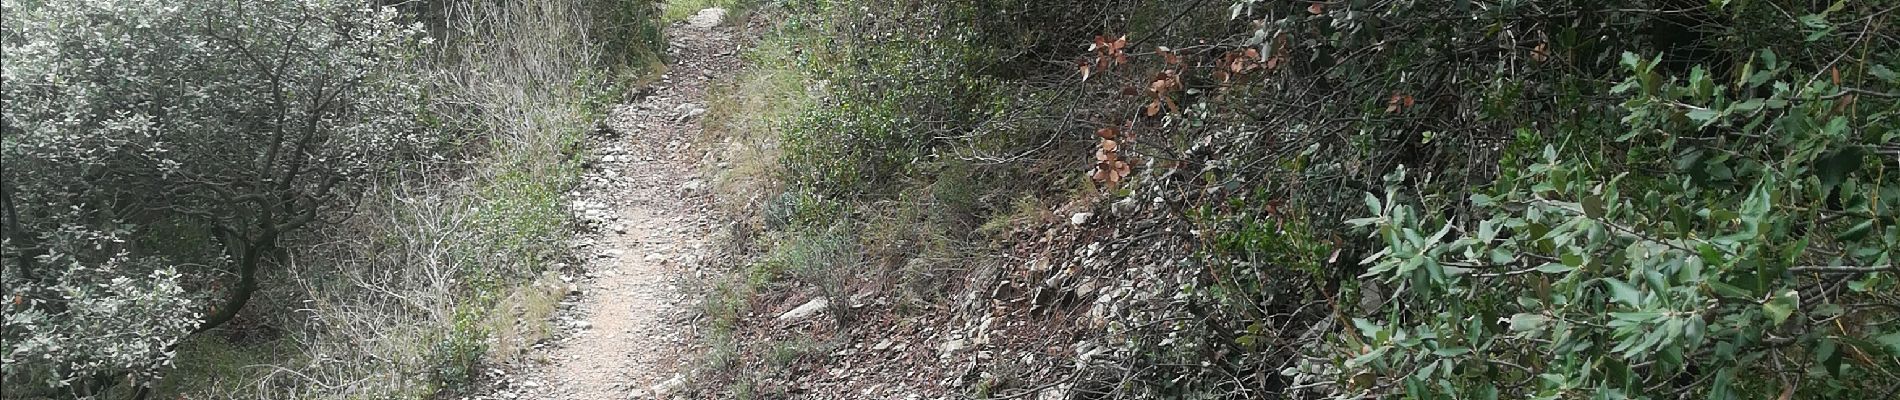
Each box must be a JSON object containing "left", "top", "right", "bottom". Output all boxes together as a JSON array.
[
  {"left": 1078, "top": 61, "right": 1092, "bottom": 81},
  {"left": 1096, "top": 127, "right": 1119, "bottom": 140},
  {"left": 1384, "top": 93, "right": 1415, "bottom": 113},
  {"left": 1145, "top": 101, "right": 1161, "bottom": 117},
  {"left": 1308, "top": 2, "right": 1325, "bottom": 14},
  {"left": 1158, "top": 47, "right": 1180, "bottom": 65},
  {"left": 1530, "top": 42, "right": 1549, "bottom": 62},
  {"left": 1834, "top": 93, "right": 1857, "bottom": 114}
]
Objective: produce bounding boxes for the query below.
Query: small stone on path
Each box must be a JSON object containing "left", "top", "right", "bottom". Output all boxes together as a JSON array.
[{"left": 687, "top": 8, "right": 726, "bottom": 29}]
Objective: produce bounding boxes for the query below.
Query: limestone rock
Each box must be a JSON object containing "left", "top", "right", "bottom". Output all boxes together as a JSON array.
[
  {"left": 687, "top": 8, "right": 727, "bottom": 29},
  {"left": 777, "top": 297, "right": 829, "bottom": 321}
]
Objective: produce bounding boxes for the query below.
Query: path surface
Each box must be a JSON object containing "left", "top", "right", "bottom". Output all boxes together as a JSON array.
[{"left": 471, "top": 12, "right": 740, "bottom": 400}]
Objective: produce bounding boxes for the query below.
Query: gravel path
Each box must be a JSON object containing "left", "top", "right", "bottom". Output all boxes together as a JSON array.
[{"left": 470, "top": 12, "right": 740, "bottom": 400}]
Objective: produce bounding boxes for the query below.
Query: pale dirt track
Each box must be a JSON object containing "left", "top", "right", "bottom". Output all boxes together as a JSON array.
[{"left": 468, "top": 14, "right": 740, "bottom": 400}]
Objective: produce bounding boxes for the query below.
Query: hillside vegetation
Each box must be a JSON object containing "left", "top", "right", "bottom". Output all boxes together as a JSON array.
[
  {"left": 4, "top": 0, "right": 1897, "bottom": 399},
  {"left": 2, "top": 0, "right": 659, "bottom": 398},
  {"left": 693, "top": 0, "right": 1898, "bottom": 399}
]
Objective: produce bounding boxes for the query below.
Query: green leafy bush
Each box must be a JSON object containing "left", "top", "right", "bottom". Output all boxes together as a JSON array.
[
  {"left": 3, "top": 0, "right": 427, "bottom": 395},
  {"left": 1275, "top": 2, "right": 1900, "bottom": 399},
  {"left": 1323, "top": 49, "right": 1898, "bottom": 398}
]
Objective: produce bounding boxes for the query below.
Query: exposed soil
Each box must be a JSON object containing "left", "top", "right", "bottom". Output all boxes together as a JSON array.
[{"left": 463, "top": 13, "right": 741, "bottom": 400}]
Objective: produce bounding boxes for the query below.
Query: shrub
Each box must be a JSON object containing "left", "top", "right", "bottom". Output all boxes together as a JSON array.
[{"left": 2, "top": 0, "right": 429, "bottom": 394}]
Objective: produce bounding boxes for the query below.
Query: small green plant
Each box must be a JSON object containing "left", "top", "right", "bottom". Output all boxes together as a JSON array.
[
  {"left": 431, "top": 306, "right": 491, "bottom": 391},
  {"left": 1317, "top": 45, "right": 1898, "bottom": 399}
]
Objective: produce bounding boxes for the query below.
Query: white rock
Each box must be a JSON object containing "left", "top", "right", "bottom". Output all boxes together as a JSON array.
[
  {"left": 1038, "top": 384, "right": 1073, "bottom": 400},
  {"left": 1113, "top": 197, "right": 1138, "bottom": 215},
  {"left": 686, "top": 8, "right": 727, "bottom": 29},
  {"left": 1070, "top": 212, "right": 1093, "bottom": 226},
  {"left": 939, "top": 338, "right": 967, "bottom": 356},
  {"left": 650, "top": 374, "right": 686, "bottom": 398},
  {"left": 777, "top": 297, "right": 829, "bottom": 320}
]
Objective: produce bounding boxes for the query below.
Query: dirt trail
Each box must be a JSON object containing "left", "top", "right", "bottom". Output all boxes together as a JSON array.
[{"left": 470, "top": 13, "right": 739, "bottom": 400}]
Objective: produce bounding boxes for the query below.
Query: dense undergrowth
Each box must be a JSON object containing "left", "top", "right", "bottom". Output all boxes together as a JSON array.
[
  {"left": 158, "top": 1, "right": 664, "bottom": 398},
  {"left": 698, "top": 0, "right": 1897, "bottom": 399},
  {"left": 2, "top": 1, "right": 661, "bottom": 398}
]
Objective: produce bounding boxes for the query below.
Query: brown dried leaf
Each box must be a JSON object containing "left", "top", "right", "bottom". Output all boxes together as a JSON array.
[{"left": 1384, "top": 93, "right": 1414, "bottom": 113}]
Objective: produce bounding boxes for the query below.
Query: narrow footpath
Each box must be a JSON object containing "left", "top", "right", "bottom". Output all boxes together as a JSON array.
[{"left": 472, "top": 10, "right": 740, "bottom": 400}]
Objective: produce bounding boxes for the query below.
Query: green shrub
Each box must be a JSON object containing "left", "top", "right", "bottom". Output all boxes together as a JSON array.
[{"left": 2, "top": 0, "right": 428, "bottom": 394}]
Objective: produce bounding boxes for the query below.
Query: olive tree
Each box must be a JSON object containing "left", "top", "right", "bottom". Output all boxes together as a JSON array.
[{"left": 1, "top": 0, "right": 432, "bottom": 395}]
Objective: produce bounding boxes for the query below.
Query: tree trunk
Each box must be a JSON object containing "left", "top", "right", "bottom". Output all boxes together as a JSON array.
[{"left": 193, "top": 232, "right": 272, "bottom": 335}]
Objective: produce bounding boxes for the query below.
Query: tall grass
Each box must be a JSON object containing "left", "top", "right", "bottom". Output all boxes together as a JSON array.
[{"left": 157, "top": 1, "right": 657, "bottom": 398}]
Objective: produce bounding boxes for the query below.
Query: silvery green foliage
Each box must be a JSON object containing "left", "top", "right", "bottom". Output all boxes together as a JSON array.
[
  {"left": 2, "top": 0, "right": 432, "bottom": 394},
  {"left": 1313, "top": 50, "right": 1898, "bottom": 400},
  {"left": 2, "top": 0, "right": 431, "bottom": 211},
  {"left": 0, "top": 225, "right": 198, "bottom": 392}
]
